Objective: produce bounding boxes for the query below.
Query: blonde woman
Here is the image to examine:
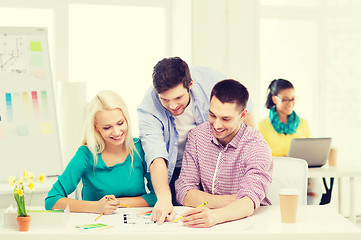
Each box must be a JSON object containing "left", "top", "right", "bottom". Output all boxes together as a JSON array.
[{"left": 45, "top": 90, "right": 156, "bottom": 214}]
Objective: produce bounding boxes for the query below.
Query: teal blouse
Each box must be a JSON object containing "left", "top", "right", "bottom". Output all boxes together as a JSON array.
[{"left": 45, "top": 138, "right": 157, "bottom": 210}]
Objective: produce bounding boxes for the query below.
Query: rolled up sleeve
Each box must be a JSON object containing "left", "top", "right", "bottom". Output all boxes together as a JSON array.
[
  {"left": 175, "top": 131, "right": 200, "bottom": 205},
  {"left": 137, "top": 108, "right": 169, "bottom": 170},
  {"left": 236, "top": 137, "right": 273, "bottom": 209}
]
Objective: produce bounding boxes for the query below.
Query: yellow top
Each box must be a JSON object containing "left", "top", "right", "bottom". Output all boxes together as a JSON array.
[{"left": 258, "top": 117, "right": 311, "bottom": 157}]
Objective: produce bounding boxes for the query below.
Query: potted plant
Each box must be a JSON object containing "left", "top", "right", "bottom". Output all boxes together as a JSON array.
[{"left": 8, "top": 171, "right": 45, "bottom": 231}]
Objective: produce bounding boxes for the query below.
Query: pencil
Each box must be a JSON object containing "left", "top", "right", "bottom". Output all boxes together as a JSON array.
[
  {"left": 106, "top": 196, "right": 130, "bottom": 208},
  {"left": 119, "top": 202, "right": 130, "bottom": 208},
  {"left": 94, "top": 213, "right": 103, "bottom": 221},
  {"left": 95, "top": 196, "right": 130, "bottom": 221},
  {"left": 95, "top": 225, "right": 114, "bottom": 231},
  {"left": 173, "top": 201, "right": 208, "bottom": 223}
]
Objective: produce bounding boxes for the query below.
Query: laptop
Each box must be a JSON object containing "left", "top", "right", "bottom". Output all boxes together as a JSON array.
[{"left": 288, "top": 138, "right": 332, "bottom": 168}]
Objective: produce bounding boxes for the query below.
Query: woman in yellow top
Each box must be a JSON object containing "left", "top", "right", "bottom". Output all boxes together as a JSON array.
[{"left": 258, "top": 79, "right": 321, "bottom": 205}]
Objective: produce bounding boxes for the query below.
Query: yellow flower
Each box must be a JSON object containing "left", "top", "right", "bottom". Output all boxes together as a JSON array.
[
  {"left": 10, "top": 171, "right": 44, "bottom": 217},
  {"left": 8, "top": 176, "right": 16, "bottom": 186},
  {"left": 26, "top": 172, "right": 34, "bottom": 181},
  {"left": 16, "top": 177, "right": 24, "bottom": 185},
  {"left": 28, "top": 181, "right": 34, "bottom": 191},
  {"left": 38, "top": 175, "right": 45, "bottom": 183},
  {"left": 15, "top": 188, "right": 24, "bottom": 196}
]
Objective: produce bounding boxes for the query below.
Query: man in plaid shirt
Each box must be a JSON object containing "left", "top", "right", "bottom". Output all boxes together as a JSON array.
[{"left": 175, "top": 79, "right": 273, "bottom": 228}]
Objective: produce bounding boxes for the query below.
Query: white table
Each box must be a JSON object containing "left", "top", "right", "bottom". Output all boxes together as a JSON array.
[
  {"left": 1, "top": 206, "right": 360, "bottom": 240},
  {"left": 308, "top": 163, "right": 361, "bottom": 223}
]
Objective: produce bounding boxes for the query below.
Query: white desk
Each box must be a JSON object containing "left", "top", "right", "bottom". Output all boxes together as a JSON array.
[
  {"left": 308, "top": 164, "right": 361, "bottom": 223},
  {"left": 1, "top": 206, "right": 360, "bottom": 240}
]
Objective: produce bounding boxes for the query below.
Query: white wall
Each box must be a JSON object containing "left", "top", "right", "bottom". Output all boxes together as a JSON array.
[
  {"left": 190, "top": 0, "right": 361, "bottom": 217},
  {"left": 191, "top": 0, "right": 261, "bottom": 119}
]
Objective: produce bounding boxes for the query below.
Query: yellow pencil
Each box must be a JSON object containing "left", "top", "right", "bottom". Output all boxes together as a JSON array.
[
  {"left": 173, "top": 201, "right": 208, "bottom": 223},
  {"left": 106, "top": 196, "right": 130, "bottom": 208},
  {"left": 95, "top": 197, "right": 130, "bottom": 221},
  {"left": 94, "top": 213, "right": 104, "bottom": 221},
  {"left": 95, "top": 225, "right": 114, "bottom": 231},
  {"left": 119, "top": 202, "right": 130, "bottom": 208}
]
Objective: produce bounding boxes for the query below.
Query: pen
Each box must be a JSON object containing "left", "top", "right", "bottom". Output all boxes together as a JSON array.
[{"left": 173, "top": 201, "right": 208, "bottom": 223}]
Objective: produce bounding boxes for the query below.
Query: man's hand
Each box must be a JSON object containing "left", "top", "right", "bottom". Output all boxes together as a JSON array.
[
  {"left": 150, "top": 197, "right": 175, "bottom": 224},
  {"left": 149, "top": 158, "right": 175, "bottom": 224},
  {"left": 181, "top": 206, "right": 217, "bottom": 228}
]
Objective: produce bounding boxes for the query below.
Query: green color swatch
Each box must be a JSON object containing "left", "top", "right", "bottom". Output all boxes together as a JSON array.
[{"left": 30, "top": 41, "right": 42, "bottom": 51}]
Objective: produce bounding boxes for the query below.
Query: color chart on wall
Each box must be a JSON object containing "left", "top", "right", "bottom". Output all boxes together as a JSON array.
[
  {"left": 0, "top": 27, "right": 62, "bottom": 182},
  {"left": 1, "top": 90, "right": 52, "bottom": 135}
]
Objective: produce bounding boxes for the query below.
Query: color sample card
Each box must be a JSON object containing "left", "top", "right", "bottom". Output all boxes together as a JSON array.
[
  {"left": 22, "top": 91, "right": 31, "bottom": 119},
  {"left": 5, "top": 93, "right": 13, "bottom": 122},
  {"left": 75, "top": 223, "right": 108, "bottom": 229},
  {"left": 41, "top": 122, "right": 52, "bottom": 135},
  {"left": 31, "top": 55, "right": 43, "bottom": 66},
  {"left": 41, "top": 90, "right": 49, "bottom": 119},
  {"left": 31, "top": 91, "right": 40, "bottom": 119},
  {"left": 16, "top": 125, "right": 29, "bottom": 136},
  {"left": 30, "top": 41, "right": 42, "bottom": 51},
  {"left": 33, "top": 70, "right": 46, "bottom": 79}
]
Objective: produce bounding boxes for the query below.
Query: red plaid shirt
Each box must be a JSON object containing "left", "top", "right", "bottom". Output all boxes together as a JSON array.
[{"left": 175, "top": 122, "right": 273, "bottom": 208}]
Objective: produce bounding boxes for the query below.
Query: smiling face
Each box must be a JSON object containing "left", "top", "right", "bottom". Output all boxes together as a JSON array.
[
  {"left": 208, "top": 96, "right": 247, "bottom": 146},
  {"left": 272, "top": 88, "right": 295, "bottom": 116},
  {"left": 95, "top": 108, "right": 128, "bottom": 147},
  {"left": 158, "top": 82, "right": 193, "bottom": 116}
]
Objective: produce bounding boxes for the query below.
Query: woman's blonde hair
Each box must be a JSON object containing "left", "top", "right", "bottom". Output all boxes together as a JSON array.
[{"left": 81, "top": 90, "right": 136, "bottom": 166}]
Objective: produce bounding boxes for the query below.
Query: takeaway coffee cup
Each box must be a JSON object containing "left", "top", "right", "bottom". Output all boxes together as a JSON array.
[
  {"left": 328, "top": 148, "right": 337, "bottom": 167},
  {"left": 279, "top": 188, "right": 299, "bottom": 223}
]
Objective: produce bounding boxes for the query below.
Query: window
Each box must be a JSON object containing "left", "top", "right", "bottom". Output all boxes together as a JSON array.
[
  {"left": 0, "top": 1, "right": 180, "bottom": 137},
  {"left": 260, "top": 19, "right": 318, "bottom": 127},
  {"left": 0, "top": 1, "right": 186, "bottom": 165},
  {"left": 69, "top": 4, "right": 167, "bottom": 135}
]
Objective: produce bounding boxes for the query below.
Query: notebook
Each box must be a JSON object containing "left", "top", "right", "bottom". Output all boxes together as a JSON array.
[{"left": 288, "top": 138, "right": 332, "bottom": 168}]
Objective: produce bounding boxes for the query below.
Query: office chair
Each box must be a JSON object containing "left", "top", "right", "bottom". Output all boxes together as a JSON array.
[{"left": 267, "top": 157, "right": 308, "bottom": 205}]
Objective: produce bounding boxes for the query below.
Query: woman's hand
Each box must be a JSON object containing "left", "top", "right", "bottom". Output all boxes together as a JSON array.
[{"left": 96, "top": 195, "right": 119, "bottom": 215}]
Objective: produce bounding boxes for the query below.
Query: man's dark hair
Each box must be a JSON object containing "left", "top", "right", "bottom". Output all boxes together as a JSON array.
[
  {"left": 210, "top": 79, "right": 249, "bottom": 111},
  {"left": 152, "top": 57, "right": 192, "bottom": 94}
]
